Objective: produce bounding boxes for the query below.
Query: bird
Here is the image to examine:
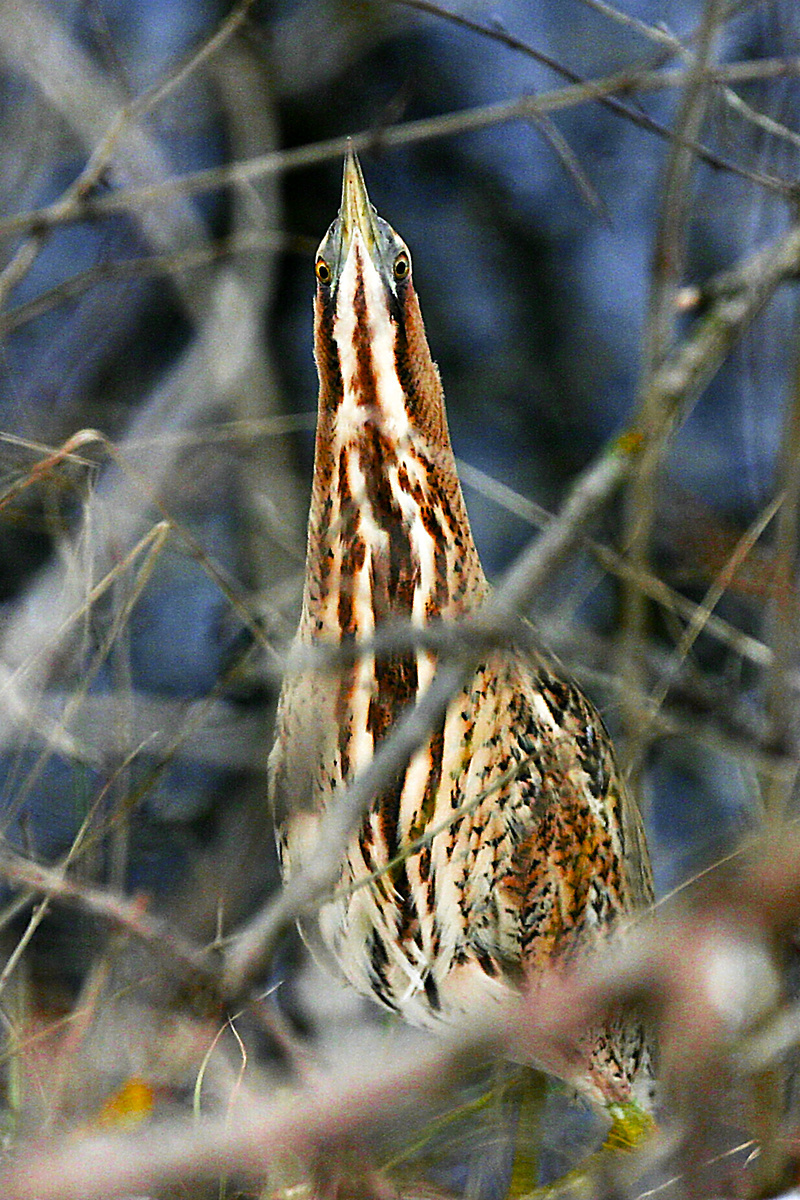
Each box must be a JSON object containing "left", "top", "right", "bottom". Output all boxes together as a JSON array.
[{"left": 269, "top": 146, "right": 654, "bottom": 1112}]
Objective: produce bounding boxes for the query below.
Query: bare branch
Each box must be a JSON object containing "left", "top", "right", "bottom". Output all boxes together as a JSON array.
[
  {"left": 0, "top": 850, "right": 215, "bottom": 985},
  {"left": 1, "top": 55, "right": 797, "bottom": 249},
  {"left": 0, "top": 0, "right": 262, "bottom": 318},
  {"left": 223, "top": 207, "right": 800, "bottom": 996},
  {"left": 0, "top": 231, "right": 311, "bottom": 337},
  {"left": 5, "top": 837, "right": 800, "bottom": 1198},
  {"left": 391, "top": 0, "right": 792, "bottom": 193}
]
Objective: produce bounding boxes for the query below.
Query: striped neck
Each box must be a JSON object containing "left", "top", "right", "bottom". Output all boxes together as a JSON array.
[{"left": 300, "top": 226, "right": 487, "bottom": 645}]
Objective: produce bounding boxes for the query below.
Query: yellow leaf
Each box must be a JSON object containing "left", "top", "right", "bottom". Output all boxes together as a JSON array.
[{"left": 95, "top": 1077, "right": 154, "bottom": 1130}]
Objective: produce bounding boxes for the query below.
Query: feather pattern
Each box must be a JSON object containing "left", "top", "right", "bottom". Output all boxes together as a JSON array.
[{"left": 269, "top": 149, "right": 654, "bottom": 1107}]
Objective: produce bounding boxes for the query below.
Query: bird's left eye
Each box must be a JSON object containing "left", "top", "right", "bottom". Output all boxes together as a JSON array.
[
  {"left": 393, "top": 252, "right": 410, "bottom": 282},
  {"left": 316, "top": 258, "right": 332, "bottom": 285}
]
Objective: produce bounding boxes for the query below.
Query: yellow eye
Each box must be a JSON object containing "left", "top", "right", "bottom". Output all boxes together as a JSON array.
[
  {"left": 315, "top": 258, "right": 332, "bottom": 285},
  {"left": 393, "top": 252, "right": 410, "bottom": 282}
]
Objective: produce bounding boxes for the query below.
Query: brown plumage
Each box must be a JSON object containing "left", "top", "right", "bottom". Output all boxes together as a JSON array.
[{"left": 269, "top": 148, "right": 654, "bottom": 1107}]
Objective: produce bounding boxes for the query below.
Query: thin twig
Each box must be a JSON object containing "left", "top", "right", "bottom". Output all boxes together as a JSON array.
[
  {"left": 0, "top": 0, "right": 259, "bottom": 317},
  {"left": 0, "top": 850, "right": 215, "bottom": 985},
  {"left": 575, "top": 0, "right": 800, "bottom": 156},
  {"left": 0, "top": 231, "right": 311, "bottom": 336},
  {"left": 0, "top": 59, "right": 796, "bottom": 248},
  {"left": 223, "top": 208, "right": 800, "bottom": 997},
  {"left": 391, "top": 0, "right": 791, "bottom": 192},
  {"left": 628, "top": 489, "right": 785, "bottom": 773},
  {"left": 458, "top": 459, "right": 781, "bottom": 681},
  {"left": 621, "top": 0, "right": 727, "bottom": 774}
]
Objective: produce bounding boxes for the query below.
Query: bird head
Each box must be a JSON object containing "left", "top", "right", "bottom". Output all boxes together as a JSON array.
[{"left": 311, "top": 145, "right": 447, "bottom": 450}]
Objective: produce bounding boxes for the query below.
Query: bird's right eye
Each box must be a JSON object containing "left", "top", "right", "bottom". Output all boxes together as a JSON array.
[
  {"left": 315, "top": 259, "right": 332, "bottom": 285},
  {"left": 393, "top": 251, "right": 410, "bottom": 282}
]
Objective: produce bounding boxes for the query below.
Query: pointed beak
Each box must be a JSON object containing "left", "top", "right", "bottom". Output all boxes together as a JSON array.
[{"left": 335, "top": 144, "right": 383, "bottom": 278}]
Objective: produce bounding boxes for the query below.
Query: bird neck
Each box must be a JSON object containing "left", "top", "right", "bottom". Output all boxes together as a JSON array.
[{"left": 299, "top": 289, "right": 488, "bottom": 644}]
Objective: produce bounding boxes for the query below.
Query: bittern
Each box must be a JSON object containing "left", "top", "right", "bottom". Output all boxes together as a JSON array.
[{"left": 270, "top": 147, "right": 654, "bottom": 1109}]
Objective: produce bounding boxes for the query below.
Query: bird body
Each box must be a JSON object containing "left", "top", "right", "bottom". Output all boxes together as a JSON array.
[{"left": 270, "top": 149, "right": 654, "bottom": 1106}]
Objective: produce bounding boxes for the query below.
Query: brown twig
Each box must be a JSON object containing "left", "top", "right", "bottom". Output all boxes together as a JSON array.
[
  {"left": 6, "top": 842, "right": 800, "bottom": 1198},
  {"left": 0, "top": 850, "right": 215, "bottom": 985}
]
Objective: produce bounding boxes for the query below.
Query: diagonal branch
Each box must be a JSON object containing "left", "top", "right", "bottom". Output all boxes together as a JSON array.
[
  {"left": 222, "top": 210, "right": 800, "bottom": 998},
  {"left": 0, "top": 58, "right": 796, "bottom": 247},
  {"left": 621, "top": 0, "right": 728, "bottom": 773}
]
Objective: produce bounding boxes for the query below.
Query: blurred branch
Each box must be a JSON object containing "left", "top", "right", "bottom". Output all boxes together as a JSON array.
[
  {"left": 209, "top": 36, "right": 307, "bottom": 597},
  {"left": 0, "top": 419, "right": 292, "bottom": 756},
  {"left": 459, "top": 458, "right": 784, "bottom": 681},
  {"left": 0, "top": 416, "right": 315, "bottom": 459},
  {"left": 628, "top": 490, "right": 785, "bottom": 771},
  {"left": 621, "top": 0, "right": 726, "bottom": 772},
  {"left": 7, "top": 832, "right": 800, "bottom": 1197},
  {"left": 0, "top": 1029, "right": 499, "bottom": 1200},
  {"left": 223, "top": 208, "right": 800, "bottom": 996},
  {"left": 127, "top": 0, "right": 256, "bottom": 118},
  {"left": 0, "top": 0, "right": 261, "bottom": 319},
  {"left": 2, "top": 691, "right": 265, "bottom": 770},
  {"left": 1, "top": 522, "right": 172, "bottom": 843},
  {"left": 577, "top": 0, "right": 800, "bottom": 155},
  {"left": 0, "top": 739, "right": 168, "bottom": 982},
  {"left": 392, "top": 2, "right": 613, "bottom": 220},
  {"left": 0, "top": 53, "right": 797, "bottom": 248},
  {"left": 392, "top": 0, "right": 794, "bottom": 192},
  {"left": 0, "top": 167, "right": 273, "bottom": 769},
  {"left": 0, "top": 231, "right": 312, "bottom": 337},
  {"left": 570, "top": 653, "right": 795, "bottom": 783},
  {"left": 0, "top": 0, "right": 204, "bottom": 319},
  {"left": 760, "top": 304, "right": 800, "bottom": 816},
  {"left": 0, "top": 849, "right": 215, "bottom": 985},
  {"left": 0, "top": 9, "right": 283, "bottom": 783},
  {"left": 575, "top": 0, "right": 684, "bottom": 48}
]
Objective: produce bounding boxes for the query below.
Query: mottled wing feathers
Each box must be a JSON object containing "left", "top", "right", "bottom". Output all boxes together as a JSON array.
[{"left": 270, "top": 148, "right": 654, "bottom": 1108}]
